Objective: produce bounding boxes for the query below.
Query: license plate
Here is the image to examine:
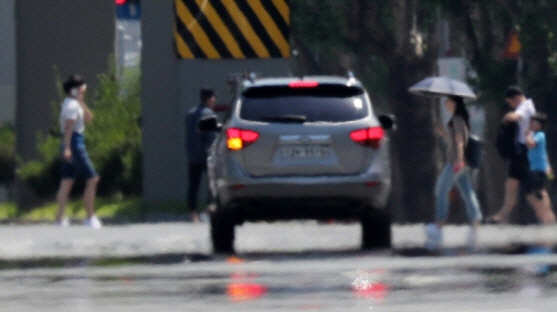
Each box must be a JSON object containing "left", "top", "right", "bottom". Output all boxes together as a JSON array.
[{"left": 281, "top": 146, "right": 329, "bottom": 159}]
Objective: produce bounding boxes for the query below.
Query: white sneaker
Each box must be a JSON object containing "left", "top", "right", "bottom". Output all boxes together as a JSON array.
[
  {"left": 83, "top": 215, "right": 102, "bottom": 229},
  {"left": 466, "top": 227, "right": 478, "bottom": 251},
  {"left": 199, "top": 212, "right": 210, "bottom": 223},
  {"left": 55, "top": 216, "right": 70, "bottom": 227},
  {"left": 425, "top": 223, "right": 442, "bottom": 251}
]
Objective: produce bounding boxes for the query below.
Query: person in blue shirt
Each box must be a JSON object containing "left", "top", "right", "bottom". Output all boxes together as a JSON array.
[
  {"left": 185, "top": 88, "right": 217, "bottom": 222},
  {"left": 524, "top": 112, "right": 555, "bottom": 224}
]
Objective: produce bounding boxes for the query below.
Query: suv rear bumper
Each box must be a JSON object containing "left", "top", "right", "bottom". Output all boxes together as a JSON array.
[
  {"left": 227, "top": 196, "right": 378, "bottom": 221},
  {"left": 214, "top": 175, "right": 391, "bottom": 215}
]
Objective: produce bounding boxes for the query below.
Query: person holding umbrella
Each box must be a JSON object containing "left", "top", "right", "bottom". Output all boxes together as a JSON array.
[
  {"left": 425, "top": 96, "right": 483, "bottom": 251},
  {"left": 409, "top": 76, "right": 482, "bottom": 251}
]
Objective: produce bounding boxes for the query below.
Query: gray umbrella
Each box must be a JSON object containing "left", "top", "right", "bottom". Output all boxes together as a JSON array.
[{"left": 408, "top": 76, "right": 477, "bottom": 99}]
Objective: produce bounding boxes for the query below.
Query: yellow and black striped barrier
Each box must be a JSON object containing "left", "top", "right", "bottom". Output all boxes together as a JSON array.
[{"left": 174, "top": 0, "right": 290, "bottom": 59}]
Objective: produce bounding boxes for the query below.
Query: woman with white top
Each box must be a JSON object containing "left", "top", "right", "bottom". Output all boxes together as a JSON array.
[
  {"left": 55, "top": 75, "right": 102, "bottom": 228},
  {"left": 487, "top": 86, "right": 536, "bottom": 224}
]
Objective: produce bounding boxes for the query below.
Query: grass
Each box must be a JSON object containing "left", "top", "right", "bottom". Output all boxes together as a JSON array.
[
  {"left": 0, "top": 196, "right": 196, "bottom": 224},
  {"left": 0, "top": 202, "right": 17, "bottom": 219},
  {"left": 20, "top": 197, "right": 144, "bottom": 222},
  {"left": 0, "top": 197, "right": 161, "bottom": 223}
]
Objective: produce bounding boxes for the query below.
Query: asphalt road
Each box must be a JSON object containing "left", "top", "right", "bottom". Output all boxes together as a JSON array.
[
  {"left": 0, "top": 222, "right": 557, "bottom": 260},
  {"left": 1, "top": 222, "right": 557, "bottom": 311},
  {"left": 2, "top": 252, "right": 557, "bottom": 311}
]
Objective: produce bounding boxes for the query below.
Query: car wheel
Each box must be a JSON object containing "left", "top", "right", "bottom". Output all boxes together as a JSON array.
[
  {"left": 361, "top": 209, "right": 392, "bottom": 250},
  {"left": 210, "top": 207, "right": 235, "bottom": 254}
]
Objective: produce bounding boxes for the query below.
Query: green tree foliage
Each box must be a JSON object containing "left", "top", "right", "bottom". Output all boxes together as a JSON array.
[
  {"left": 291, "top": 0, "right": 557, "bottom": 223},
  {"left": 292, "top": 0, "right": 441, "bottom": 222},
  {"left": 18, "top": 64, "right": 142, "bottom": 198},
  {"left": 433, "top": 0, "right": 557, "bottom": 221}
]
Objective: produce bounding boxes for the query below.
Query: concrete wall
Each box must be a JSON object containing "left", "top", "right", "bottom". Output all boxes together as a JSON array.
[
  {"left": 16, "top": 0, "right": 115, "bottom": 161},
  {"left": 0, "top": 0, "right": 16, "bottom": 124},
  {"left": 15, "top": 1, "right": 115, "bottom": 208},
  {"left": 141, "top": 0, "right": 181, "bottom": 204},
  {"left": 141, "top": 0, "right": 290, "bottom": 204}
]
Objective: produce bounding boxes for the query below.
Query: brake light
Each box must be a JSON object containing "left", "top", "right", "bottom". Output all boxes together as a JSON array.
[
  {"left": 288, "top": 80, "right": 319, "bottom": 88},
  {"left": 350, "top": 127, "right": 385, "bottom": 148},
  {"left": 227, "top": 128, "right": 259, "bottom": 150}
]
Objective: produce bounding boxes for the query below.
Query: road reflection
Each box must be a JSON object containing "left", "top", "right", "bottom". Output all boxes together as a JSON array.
[
  {"left": 351, "top": 269, "right": 389, "bottom": 302},
  {"left": 2, "top": 250, "right": 557, "bottom": 310},
  {"left": 226, "top": 256, "right": 268, "bottom": 302}
]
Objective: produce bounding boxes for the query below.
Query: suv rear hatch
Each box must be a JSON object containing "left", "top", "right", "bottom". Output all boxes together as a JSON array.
[{"left": 232, "top": 81, "right": 384, "bottom": 177}]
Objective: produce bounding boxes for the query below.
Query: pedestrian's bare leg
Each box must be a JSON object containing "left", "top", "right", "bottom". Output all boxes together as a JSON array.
[
  {"left": 83, "top": 176, "right": 99, "bottom": 218},
  {"left": 490, "top": 178, "right": 519, "bottom": 223},
  {"left": 190, "top": 211, "right": 200, "bottom": 223},
  {"left": 56, "top": 179, "right": 74, "bottom": 222},
  {"left": 541, "top": 190, "right": 555, "bottom": 224},
  {"left": 525, "top": 191, "right": 556, "bottom": 253},
  {"left": 526, "top": 190, "right": 556, "bottom": 224}
]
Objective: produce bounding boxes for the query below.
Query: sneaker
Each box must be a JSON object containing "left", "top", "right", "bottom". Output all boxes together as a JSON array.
[
  {"left": 425, "top": 223, "right": 442, "bottom": 251},
  {"left": 55, "top": 216, "right": 70, "bottom": 227},
  {"left": 526, "top": 246, "right": 552, "bottom": 275},
  {"left": 466, "top": 227, "right": 478, "bottom": 251},
  {"left": 83, "top": 215, "right": 102, "bottom": 229},
  {"left": 199, "top": 212, "right": 210, "bottom": 223}
]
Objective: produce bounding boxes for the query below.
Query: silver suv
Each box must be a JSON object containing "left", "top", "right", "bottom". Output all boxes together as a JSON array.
[{"left": 199, "top": 75, "right": 395, "bottom": 253}]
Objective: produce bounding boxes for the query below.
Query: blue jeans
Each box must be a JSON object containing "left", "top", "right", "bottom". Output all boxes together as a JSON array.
[{"left": 435, "top": 163, "right": 482, "bottom": 223}]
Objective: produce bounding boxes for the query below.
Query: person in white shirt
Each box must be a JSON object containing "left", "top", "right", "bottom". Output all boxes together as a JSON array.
[
  {"left": 488, "top": 86, "right": 536, "bottom": 224},
  {"left": 55, "top": 75, "right": 102, "bottom": 228}
]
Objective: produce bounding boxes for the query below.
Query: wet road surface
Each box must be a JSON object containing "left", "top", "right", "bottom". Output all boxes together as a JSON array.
[
  {"left": 2, "top": 252, "right": 557, "bottom": 311},
  {"left": 1, "top": 222, "right": 557, "bottom": 311}
]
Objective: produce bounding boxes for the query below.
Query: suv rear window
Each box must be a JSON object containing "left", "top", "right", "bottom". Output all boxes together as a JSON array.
[{"left": 239, "top": 84, "right": 369, "bottom": 123}]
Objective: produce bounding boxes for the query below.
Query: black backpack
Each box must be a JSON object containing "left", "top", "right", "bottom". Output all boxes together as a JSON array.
[
  {"left": 449, "top": 120, "right": 484, "bottom": 169},
  {"left": 495, "top": 121, "right": 519, "bottom": 159}
]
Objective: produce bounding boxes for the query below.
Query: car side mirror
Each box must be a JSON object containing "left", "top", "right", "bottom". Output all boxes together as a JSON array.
[
  {"left": 378, "top": 114, "right": 396, "bottom": 131},
  {"left": 198, "top": 115, "right": 222, "bottom": 131}
]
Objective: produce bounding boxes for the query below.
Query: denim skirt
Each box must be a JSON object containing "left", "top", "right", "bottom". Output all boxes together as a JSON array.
[{"left": 60, "top": 132, "right": 97, "bottom": 179}]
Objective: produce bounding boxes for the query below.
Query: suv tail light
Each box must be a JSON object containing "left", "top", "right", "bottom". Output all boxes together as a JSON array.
[
  {"left": 227, "top": 128, "right": 259, "bottom": 150},
  {"left": 350, "top": 127, "right": 385, "bottom": 148}
]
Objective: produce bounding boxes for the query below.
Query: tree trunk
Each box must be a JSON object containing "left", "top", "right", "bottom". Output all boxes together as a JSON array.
[
  {"left": 387, "top": 61, "right": 438, "bottom": 223},
  {"left": 476, "top": 101, "right": 507, "bottom": 218}
]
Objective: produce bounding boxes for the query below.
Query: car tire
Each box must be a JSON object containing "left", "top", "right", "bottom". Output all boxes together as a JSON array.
[
  {"left": 211, "top": 207, "right": 235, "bottom": 254},
  {"left": 361, "top": 209, "right": 392, "bottom": 250}
]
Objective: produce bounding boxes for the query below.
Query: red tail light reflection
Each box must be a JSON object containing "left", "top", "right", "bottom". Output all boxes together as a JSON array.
[
  {"left": 353, "top": 281, "right": 388, "bottom": 301},
  {"left": 227, "top": 272, "right": 268, "bottom": 302},
  {"left": 226, "top": 257, "right": 268, "bottom": 302},
  {"left": 352, "top": 269, "right": 389, "bottom": 302}
]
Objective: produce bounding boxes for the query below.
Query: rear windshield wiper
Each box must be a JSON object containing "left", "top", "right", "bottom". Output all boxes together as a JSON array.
[{"left": 260, "top": 115, "right": 307, "bottom": 123}]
